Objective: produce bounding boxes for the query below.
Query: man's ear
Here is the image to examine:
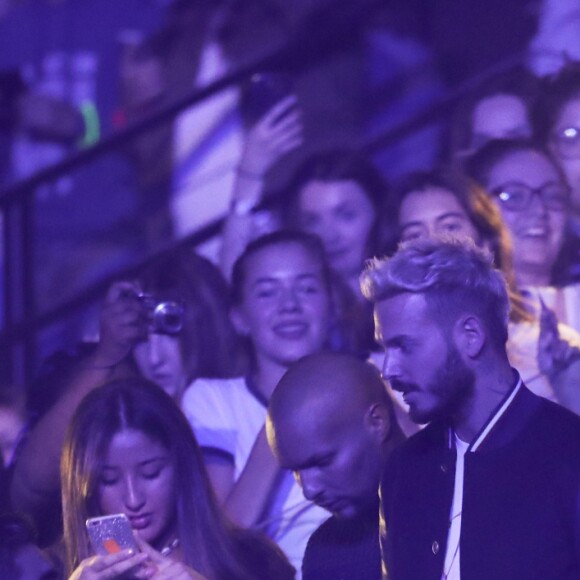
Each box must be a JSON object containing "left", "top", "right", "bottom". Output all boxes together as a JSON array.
[
  {"left": 230, "top": 306, "right": 249, "bottom": 336},
  {"left": 453, "top": 314, "right": 485, "bottom": 359},
  {"left": 365, "top": 402, "right": 391, "bottom": 443}
]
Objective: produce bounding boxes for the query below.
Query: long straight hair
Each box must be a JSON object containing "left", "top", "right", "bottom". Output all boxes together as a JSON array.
[{"left": 61, "top": 378, "right": 256, "bottom": 578}]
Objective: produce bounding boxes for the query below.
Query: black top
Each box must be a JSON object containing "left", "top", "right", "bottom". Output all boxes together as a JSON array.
[
  {"left": 303, "top": 506, "right": 381, "bottom": 580},
  {"left": 381, "top": 385, "right": 580, "bottom": 580}
]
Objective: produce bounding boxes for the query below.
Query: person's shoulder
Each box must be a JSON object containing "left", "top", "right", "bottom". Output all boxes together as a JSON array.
[
  {"left": 182, "top": 376, "right": 246, "bottom": 404},
  {"left": 306, "top": 511, "right": 375, "bottom": 547},
  {"left": 302, "top": 516, "right": 347, "bottom": 580},
  {"left": 232, "top": 527, "right": 296, "bottom": 580},
  {"left": 533, "top": 391, "right": 580, "bottom": 436},
  {"left": 187, "top": 376, "right": 247, "bottom": 390},
  {"left": 395, "top": 421, "right": 447, "bottom": 455},
  {"left": 520, "top": 388, "right": 580, "bottom": 461},
  {"left": 307, "top": 514, "right": 340, "bottom": 547},
  {"left": 181, "top": 377, "right": 248, "bottom": 426},
  {"left": 524, "top": 394, "right": 580, "bottom": 483},
  {"left": 382, "top": 422, "right": 446, "bottom": 488}
]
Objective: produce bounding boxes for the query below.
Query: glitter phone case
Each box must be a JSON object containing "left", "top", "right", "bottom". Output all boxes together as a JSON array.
[{"left": 86, "top": 513, "right": 139, "bottom": 555}]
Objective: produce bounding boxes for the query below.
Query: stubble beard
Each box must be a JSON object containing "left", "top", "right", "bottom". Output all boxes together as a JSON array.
[{"left": 410, "top": 345, "right": 475, "bottom": 425}]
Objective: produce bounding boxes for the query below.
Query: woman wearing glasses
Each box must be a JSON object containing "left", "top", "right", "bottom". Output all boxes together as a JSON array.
[
  {"left": 467, "top": 138, "right": 580, "bottom": 333},
  {"left": 537, "top": 62, "right": 580, "bottom": 284}
]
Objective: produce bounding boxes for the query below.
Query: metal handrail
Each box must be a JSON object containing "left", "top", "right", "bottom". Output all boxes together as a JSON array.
[
  {"left": 0, "top": 15, "right": 528, "bottom": 385},
  {"left": 0, "top": 0, "right": 376, "bottom": 385},
  {"left": 1, "top": 52, "right": 526, "bottom": 338}
]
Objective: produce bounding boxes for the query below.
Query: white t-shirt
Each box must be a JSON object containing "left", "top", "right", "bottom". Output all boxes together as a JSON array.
[
  {"left": 440, "top": 380, "right": 522, "bottom": 580},
  {"left": 181, "top": 377, "right": 330, "bottom": 577},
  {"left": 442, "top": 435, "right": 468, "bottom": 580}
]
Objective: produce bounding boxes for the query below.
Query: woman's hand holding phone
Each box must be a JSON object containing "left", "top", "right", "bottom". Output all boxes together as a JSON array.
[
  {"left": 68, "top": 549, "right": 149, "bottom": 579},
  {"left": 134, "top": 534, "right": 208, "bottom": 580},
  {"left": 69, "top": 536, "right": 207, "bottom": 580},
  {"left": 239, "top": 95, "right": 303, "bottom": 178}
]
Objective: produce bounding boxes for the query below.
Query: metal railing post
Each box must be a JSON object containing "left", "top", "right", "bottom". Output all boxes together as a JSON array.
[{"left": 2, "top": 194, "right": 35, "bottom": 386}]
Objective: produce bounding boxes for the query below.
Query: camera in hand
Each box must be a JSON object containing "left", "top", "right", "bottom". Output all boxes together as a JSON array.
[
  {"left": 138, "top": 293, "right": 184, "bottom": 335},
  {"left": 120, "top": 288, "right": 185, "bottom": 335},
  {"left": 117, "top": 290, "right": 183, "bottom": 335}
]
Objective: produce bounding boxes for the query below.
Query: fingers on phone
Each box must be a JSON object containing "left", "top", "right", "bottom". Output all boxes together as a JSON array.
[
  {"left": 134, "top": 532, "right": 165, "bottom": 564},
  {"left": 89, "top": 549, "right": 148, "bottom": 573},
  {"left": 265, "top": 94, "right": 297, "bottom": 118},
  {"left": 273, "top": 110, "right": 302, "bottom": 134},
  {"left": 269, "top": 111, "right": 303, "bottom": 152},
  {"left": 261, "top": 97, "right": 301, "bottom": 131}
]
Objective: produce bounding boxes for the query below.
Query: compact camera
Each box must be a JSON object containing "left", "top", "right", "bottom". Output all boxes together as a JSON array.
[
  {"left": 137, "top": 292, "right": 184, "bottom": 335},
  {"left": 119, "top": 290, "right": 185, "bottom": 335}
]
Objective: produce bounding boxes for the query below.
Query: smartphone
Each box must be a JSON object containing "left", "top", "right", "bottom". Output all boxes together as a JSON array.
[
  {"left": 86, "top": 514, "right": 139, "bottom": 555},
  {"left": 242, "top": 71, "right": 294, "bottom": 126}
]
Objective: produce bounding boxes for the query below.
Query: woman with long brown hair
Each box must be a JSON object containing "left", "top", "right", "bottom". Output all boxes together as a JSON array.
[{"left": 62, "top": 377, "right": 293, "bottom": 579}]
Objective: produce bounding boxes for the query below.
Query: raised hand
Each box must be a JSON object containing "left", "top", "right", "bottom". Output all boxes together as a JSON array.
[
  {"left": 93, "top": 281, "right": 148, "bottom": 369},
  {"left": 537, "top": 298, "right": 580, "bottom": 377},
  {"left": 239, "top": 95, "right": 303, "bottom": 178}
]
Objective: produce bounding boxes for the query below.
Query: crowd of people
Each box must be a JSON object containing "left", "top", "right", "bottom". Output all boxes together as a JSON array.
[{"left": 2, "top": 1, "right": 580, "bottom": 579}]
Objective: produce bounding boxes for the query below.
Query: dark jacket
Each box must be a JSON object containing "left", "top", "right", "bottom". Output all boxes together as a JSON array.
[
  {"left": 303, "top": 506, "right": 381, "bottom": 580},
  {"left": 381, "top": 385, "right": 580, "bottom": 580}
]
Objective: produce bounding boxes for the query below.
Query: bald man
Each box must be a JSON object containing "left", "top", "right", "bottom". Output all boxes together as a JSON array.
[{"left": 267, "top": 352, "right": 404, "bottom": 580}]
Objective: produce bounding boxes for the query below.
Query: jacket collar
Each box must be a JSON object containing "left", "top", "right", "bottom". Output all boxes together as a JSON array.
[{"left": 447, "top": 370, "right": 525, "bottom": 452}]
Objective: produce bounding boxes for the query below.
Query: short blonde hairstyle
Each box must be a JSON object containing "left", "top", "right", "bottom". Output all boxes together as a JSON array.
[{"left": 360, "top": 237, "right": 510, "bottom": 349}]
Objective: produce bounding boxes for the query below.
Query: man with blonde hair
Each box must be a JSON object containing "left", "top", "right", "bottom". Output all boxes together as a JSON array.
[{"left": 361, "top": 238, "right": 580, "bottom": 580}]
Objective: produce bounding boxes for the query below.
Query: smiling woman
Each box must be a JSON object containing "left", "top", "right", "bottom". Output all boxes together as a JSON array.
[
  {"left": 61, "top": 377, "right": 294, "bottom": 580},
  {"left": 221, "top": 150, "right": 389, "bottom": 358},
  {"left": 467, "top": 139, "right": 580, "bottom": 333},
  {"left": 182, "top": 231, "right": 336, "bottom": 574}
]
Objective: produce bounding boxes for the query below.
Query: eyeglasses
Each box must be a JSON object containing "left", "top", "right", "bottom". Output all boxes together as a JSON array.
[
  {"left": 551, "top": 126, "right": 580, "bottom": 159},
  {"left": 489, "top": 181, "right": 569, "bottom": 212}
]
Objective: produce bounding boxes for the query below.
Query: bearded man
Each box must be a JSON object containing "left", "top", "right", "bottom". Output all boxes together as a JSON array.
[{"left": 361, "top": 238, "right": 580, "bottom": 580}]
